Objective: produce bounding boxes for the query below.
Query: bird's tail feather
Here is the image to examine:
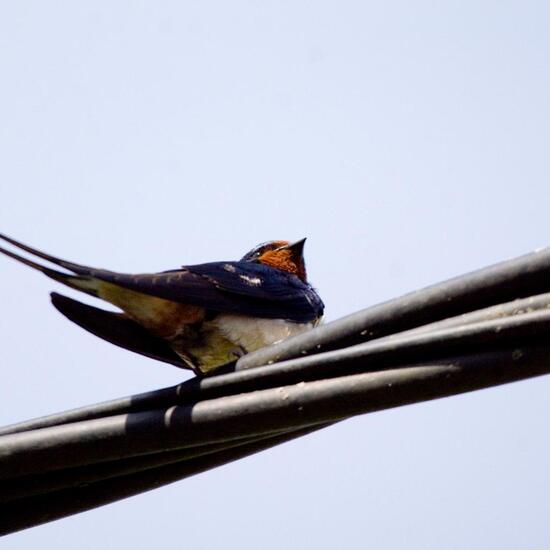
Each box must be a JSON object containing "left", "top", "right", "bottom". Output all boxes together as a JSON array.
[
  {"left": 0, "top": 232, "right": 91, "bottom": 275},
  {"left": 0, "top": 240, "right": 99, "bottom": 298}
]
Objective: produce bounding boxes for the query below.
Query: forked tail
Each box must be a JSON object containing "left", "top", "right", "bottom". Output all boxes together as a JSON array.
[{"left": 0, "top": 233, "right": 99, "bottom": 298}]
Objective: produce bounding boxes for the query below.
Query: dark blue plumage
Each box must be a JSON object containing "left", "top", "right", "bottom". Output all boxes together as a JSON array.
[
  {"left": 88, "top": 261, "right": 323, "bottom": 323},
  {"left": 0, "top": 234, "right": 324, "bottom": 374}
]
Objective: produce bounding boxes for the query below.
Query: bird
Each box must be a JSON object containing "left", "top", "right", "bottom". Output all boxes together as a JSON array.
[{"left": 0, "top": 234, "right": 324, "bottom": 375}]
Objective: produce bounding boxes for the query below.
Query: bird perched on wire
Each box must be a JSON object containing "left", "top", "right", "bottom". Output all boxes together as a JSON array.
[{"left": 0, "top": 234, "right": 324, "bottom": 375}]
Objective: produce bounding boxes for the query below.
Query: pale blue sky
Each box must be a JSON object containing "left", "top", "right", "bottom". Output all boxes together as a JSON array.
[{"left": 1, "top": 2, "right": 550, "bottom": 548}]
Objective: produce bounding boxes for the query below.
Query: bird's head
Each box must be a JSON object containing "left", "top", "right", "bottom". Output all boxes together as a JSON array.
[{"left": 241, "top": 238, "right": 308, "bottom": 281}]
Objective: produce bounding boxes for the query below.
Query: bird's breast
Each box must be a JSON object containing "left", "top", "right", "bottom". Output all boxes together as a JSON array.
[{"left": 211, "top": 313, "right": 318, "bottom": 353}]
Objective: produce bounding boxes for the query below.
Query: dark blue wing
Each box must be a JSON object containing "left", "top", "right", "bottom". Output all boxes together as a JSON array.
[
  {"left": 0, "top": 233, "right": 324, "bottom": 322},
  {"left": 87, "top": 262, "right": 324, "bottom": 323},
  {"left": 50, "top": 293, "right": 189, "bottom": 369}
]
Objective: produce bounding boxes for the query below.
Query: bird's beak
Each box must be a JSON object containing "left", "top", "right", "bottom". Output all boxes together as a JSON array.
[{"left": 281, "top": 238, "right": 306, "bottom": 259}]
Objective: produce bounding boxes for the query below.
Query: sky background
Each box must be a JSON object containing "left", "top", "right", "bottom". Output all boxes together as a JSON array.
[{"left": 1, "top": 2, "right": 550, "bottom": 548}]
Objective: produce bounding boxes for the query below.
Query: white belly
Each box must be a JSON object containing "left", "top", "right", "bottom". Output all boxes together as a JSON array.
[{"left": 212, "top": 314, "right": 318, "bottom": 353}]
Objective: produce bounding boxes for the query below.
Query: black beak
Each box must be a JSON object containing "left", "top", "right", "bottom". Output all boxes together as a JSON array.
[{"left": 282, "top": 238, "right": 306, "bottom": 259}]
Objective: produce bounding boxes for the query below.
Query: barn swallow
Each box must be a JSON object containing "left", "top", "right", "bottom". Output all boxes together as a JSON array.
[{"left": 0, "top": 234, "right": 324, "bottom": 375}]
